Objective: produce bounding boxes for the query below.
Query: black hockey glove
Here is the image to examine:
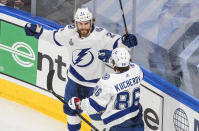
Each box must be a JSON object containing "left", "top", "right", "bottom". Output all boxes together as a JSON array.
[
  {"left": 98, "top": 49, "right": 112, "bottom": 63},
  {"left": 121, "top": 34, "right": 137, "bottom": 48},
  {"left": 24, "top": 23, "right": 43, "bottom": 39}
]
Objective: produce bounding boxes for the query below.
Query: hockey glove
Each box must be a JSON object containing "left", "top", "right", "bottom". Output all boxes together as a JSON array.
[
  {"left": 68, "top": 97, "right": 81, "bottom": 110},
  {"left": 121, "top": 34, "right": 137, "bottom": 48},
  {"left": 24, "top": 23, "right": 43, "bottom": 39},
  {"left": 98, "top": 49, "right": 112, "bottom": 63}
]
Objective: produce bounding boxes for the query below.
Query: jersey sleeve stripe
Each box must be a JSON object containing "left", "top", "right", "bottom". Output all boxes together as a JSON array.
[
  {"left": 113, "top": 38, "right": 120, "bottom": 49},
  {"left": 53, "top": 31, "right": 62, "bottom": 46},
  {"left": 89, "top": 98, "right": 106, "bottom": 112},
  {"left": 67, "top": 123, "right": 81, "bottom": 131}
]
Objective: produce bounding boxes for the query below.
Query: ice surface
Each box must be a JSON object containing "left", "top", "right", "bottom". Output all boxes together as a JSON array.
[{"left": 0, "top": 97, "right": 68, "bottom": 131}]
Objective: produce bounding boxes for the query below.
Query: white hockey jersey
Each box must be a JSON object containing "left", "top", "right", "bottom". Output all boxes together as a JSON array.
[
  {"left": 40, "top": 25, "right": 127, "bottom": 87},
  {"left": 81, "top": 63, "right": 143, "bottom": 127}
]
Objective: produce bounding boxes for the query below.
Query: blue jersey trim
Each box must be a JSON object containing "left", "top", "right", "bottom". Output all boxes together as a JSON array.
[
  {"left": 113, "top": 38, "right": 120, "bottom": 49},
  {"left": 103, "top": 105, "right": 139, "bottom": 125},
  {"left": 89, "top": 98, "right": 106, "bottom": 112},
  {"left": 69, "top": 65, "right": 100, "bottom": 83},
  {"left": 91, "top": 25, "right": 95, "bottom": 33},
  {"left": 53, "top": 31, "right": 62, "bottom": 46},
  {"left": 67, "top": 123, "right": 81, "bottom": 131}
]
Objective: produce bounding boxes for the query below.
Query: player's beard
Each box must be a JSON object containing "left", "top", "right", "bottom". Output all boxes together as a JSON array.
[{"left": 78, "top": 28, "right": 91, "bottom": 38}]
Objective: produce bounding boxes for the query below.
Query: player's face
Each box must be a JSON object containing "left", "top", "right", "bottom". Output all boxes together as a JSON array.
[{"left": 76, "top": 20, "right": 91, "bottom": 37}]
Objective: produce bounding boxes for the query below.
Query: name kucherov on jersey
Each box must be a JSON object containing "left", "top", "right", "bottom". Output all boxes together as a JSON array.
[{"left": 114, "top": 76, "right": 141, "bottom": 92}]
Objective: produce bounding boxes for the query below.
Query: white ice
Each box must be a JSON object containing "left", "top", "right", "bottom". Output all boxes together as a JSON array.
[{"left": 0, "top": 97, "right": 68, "bottom": 131}]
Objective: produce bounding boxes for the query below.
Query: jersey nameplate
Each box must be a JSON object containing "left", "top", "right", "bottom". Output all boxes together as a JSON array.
[{"left": 114, "top": 76, "right": 140, "bottom": 92}]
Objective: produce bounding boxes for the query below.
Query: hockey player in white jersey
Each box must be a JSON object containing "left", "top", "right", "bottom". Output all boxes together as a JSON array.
[
  {"left": 69, "top": 47, "right": 144, "bottom": 131},
  {"left": 24, "top": 8, "right": 137, "bottom": 131}
]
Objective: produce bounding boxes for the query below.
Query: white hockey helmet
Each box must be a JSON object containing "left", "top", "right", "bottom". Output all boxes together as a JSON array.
[
  {"left": 111, "top": 47, "right": 131, "bottom": 67},
  {"left": 74, "top": 8, "right": 93, "bottom": 23}
]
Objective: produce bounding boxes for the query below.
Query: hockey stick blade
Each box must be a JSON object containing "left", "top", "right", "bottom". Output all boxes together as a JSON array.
[{"left": 46, "top": 70, "right": 99, "bottom": 131}]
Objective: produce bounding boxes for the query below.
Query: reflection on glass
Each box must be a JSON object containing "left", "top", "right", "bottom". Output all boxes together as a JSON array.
[
  {"left": 0, "top": 0, "right": 31, "bottom": 12},
  {"left": 36, "top": 0, "right": 91, "bottom": 25},
  {"left": 1, "top": 0, "right": 199, "bottom": 100}
]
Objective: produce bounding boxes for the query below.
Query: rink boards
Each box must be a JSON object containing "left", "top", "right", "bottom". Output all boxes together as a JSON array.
[{"left": 0, "top": 5, "right": 199, "bottom": 131}]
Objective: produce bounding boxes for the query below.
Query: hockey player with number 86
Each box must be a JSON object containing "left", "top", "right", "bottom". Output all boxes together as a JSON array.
[{"left": 69, "top": 47, "right": 144, "bottom": 131}]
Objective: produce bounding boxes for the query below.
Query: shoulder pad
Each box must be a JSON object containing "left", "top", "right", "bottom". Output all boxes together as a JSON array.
[
  {"left": 102, "top": 73, "right": 110, "bottom": 80},
  {"left": 68, "top": 24, "right": 75, "bottom": 29}
]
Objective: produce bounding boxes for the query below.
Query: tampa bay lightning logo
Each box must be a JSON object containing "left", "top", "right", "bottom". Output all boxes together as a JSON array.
[
  {"left": 102, "top": 73, "right": 110, "bottom": 80},
  {"left": 72, "top": 48, "right": 94, "bottom": 67}
]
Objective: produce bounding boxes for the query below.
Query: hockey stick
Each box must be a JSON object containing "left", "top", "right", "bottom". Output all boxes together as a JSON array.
[
  {"left": 119, "top": 0, "right": 136, "bottom": 57},
  {"left": 47, "top": 70, "right": 99, "bottom": 131},
  {"left": 119, "top": 0, "right": 128, "bottom": 35},
  {"left": 105, "top": 63, "right": 114, "bottom": 70}
]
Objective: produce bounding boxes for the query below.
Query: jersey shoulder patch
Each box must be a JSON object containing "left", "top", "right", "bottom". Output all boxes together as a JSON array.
[
  {"left": 95, "top": 27, "right": 104, "bottom": 32},
  {"left": 102, "top": 73, "right": 110, "bottom": 80},
  {"left": 106, "top": 32, "right": 116, "bottom": 38}
]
